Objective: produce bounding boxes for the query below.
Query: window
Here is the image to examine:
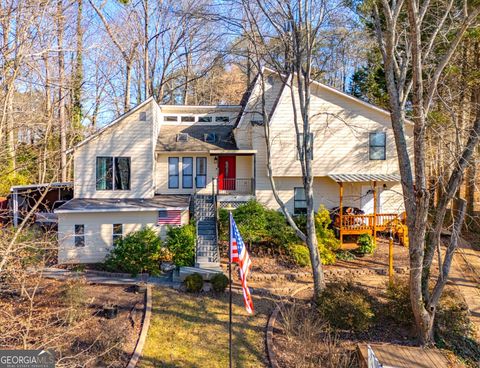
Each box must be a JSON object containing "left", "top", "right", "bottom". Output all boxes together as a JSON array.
[
  {"left": 182, "top": 157, "right": 193, "bottom": 188},
  {"left": 176, "top": 133, "right": 189, "bottom": 142},
  {"left": 168, "top": 157, "right": 179, "bottom": 188},
  {"left": 139, "top": 111, "right": 147, "bottom": 121},
  {"left": 215, "top": 116, "right": 229, "bottom": 122},
  {"left": 296, "top": 133, "right": 314, "bottom": 160},
  {"left": 204, "top": 133, "right": 217, "bottom": 143},
  {"left": 74, "top": 224, "right": 85, "bottom": 247},
  {"left": 96, "top": 157, "right": 130, "bottom": 190},
  {"left": 164, "top": 115, "right": 178, "bottom": 122},
  {"left": 112, "top": 224, "right": 123, "bottom": 244},
  {"left": 369, "top": 132, "right": 386, "bottom": 160},
  {"left": 198, "top": 116, "right": 212, "bottom": 123},
  {"left": 196, "top": 157, "right": 207, "bottom": 188},
  {"left": 181, "top": 116, "right": 195, "bottom": 123},
  {"left": 96, "top": 157, "right": 113, "bottom": 190},
  {"left": 114, "top": 157, "right": 131, "bottom": 190},
  {"left": 294, "top": 188, "right": 307, "bottom": 215}
]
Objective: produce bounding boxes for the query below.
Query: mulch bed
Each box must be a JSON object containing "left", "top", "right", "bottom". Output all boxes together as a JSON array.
[{"left": 0, "top": 278, "right": 144, "bottom": 367}]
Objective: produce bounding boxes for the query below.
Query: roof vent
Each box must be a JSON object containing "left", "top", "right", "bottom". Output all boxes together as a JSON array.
[
  {"left": 204, "top": 133, "right": 217, "bottom": 143},
  {"left": 176, "top": 133, "right": 189, "bottom": 142}
]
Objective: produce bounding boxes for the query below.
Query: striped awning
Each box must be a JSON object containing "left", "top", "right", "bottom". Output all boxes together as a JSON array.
[{"left": 328, "top": 173, "right": 401, "bottom": 183}]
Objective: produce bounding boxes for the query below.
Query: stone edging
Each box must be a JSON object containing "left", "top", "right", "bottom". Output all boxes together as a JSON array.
[
  {"left": 127, "top": 284, "right": 152, "bottom": 368},
  {"left": 252, "top": 266, "right": 409, "bottom": 282},
  {"left": 266, "top": 285, "right": 310, "bottom": 368}
]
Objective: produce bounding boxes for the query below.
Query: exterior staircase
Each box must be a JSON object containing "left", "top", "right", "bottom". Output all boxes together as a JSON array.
[{"left": 193, "top": 195, "right": 221, "bottom": 270}]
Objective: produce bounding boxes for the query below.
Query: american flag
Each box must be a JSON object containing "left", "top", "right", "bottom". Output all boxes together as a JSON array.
[
  {"left": 158, "top": 210, "right": 182, "bottom": 225},
  {"left": 230, "top": 213, "right": 254, "bottom": 314}
]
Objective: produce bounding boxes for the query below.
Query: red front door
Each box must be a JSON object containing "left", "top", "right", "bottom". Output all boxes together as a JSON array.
[{"left": 218, "top": 156, "right": 236, "bottom": 190}]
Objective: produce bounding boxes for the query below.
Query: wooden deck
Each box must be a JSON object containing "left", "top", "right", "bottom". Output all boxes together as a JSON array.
[{"left": 358, "top": 343, "right": 450, "bottom": 368}]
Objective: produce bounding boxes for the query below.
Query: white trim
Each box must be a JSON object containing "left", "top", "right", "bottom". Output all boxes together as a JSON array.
[
  {"left": 68, "top": 96, "right": 155, "bottom": 153},
  {"left": 159, "top": 104, "right": 241, "bottom": 110},
  {"left": 55, "top": 206, "right": 188, "bottom": 214}
]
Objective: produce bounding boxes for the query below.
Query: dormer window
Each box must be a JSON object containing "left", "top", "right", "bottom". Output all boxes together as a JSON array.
[
  {"left": 164, "top": 116, "right": 178, "bottom": 122},
  {"left": 215, "top": 116, "right": 229, "bottom": 123},
  {"left": 181, "top": 116, "right": 195, "bottom": 123},
  {"left": 176, "top": 133, "right": 189, "bottom": 142},
  {"left": 204, "top": 133, "right": 217, "bottom": 143}
]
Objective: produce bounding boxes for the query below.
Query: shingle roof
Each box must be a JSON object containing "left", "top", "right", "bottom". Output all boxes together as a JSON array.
[
  {"left": 156, "top": 125, "right": 238, "bottom": 152},
  {"left": 55, "top": 195, "right": 190, "bottom": 213},
  {"left": 328, "top": 174, "right": 401, "bottom": 183}
]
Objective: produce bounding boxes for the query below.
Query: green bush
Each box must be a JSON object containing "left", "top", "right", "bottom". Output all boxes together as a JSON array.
[
  {"left": 219, "top": 200, "right": 298, "bottom": 250},
  {"left": 317, "top": 280, "right": 374, "bottom": 332},
  {"left": 288, "top": 244, "right": 311, "bottom": 267},
  {"left": 105, "top": 227, "right": 162, "bottom": 276},
  {"left": 385, "top": 277, "right": 414, "bottom": 326},
  {"left": 211, "top": 273, "right": 229, "bottom": 292},
  {"left": 165, "top": 224, "right": 196, "bottom": 267},
  {"left": 185, "top": 273, "right": 203, "bottom": 292},
  {"left": 357, "top": 234, "right": 375, "bottom": 254}
]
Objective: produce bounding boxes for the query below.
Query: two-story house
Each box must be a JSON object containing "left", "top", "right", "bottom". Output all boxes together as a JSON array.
[{"left": 56, "top": 70, "right": 411, "bottom": 269}]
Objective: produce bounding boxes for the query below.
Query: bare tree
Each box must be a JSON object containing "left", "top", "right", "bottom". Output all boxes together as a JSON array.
[{"left": 370, "top": 0, "right": 480, "bottom": 344}]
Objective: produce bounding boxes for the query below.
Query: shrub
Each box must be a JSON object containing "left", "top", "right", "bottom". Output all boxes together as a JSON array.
[
  {"left": 185, "top": 273, "right": 203, "bottom": 292},
  {"left": 385, "top": 277, "right": 414, "bottom": 326},
  {"left": 288, "top": 244, "right": 311, "bottom": 267},
  {"left": 165, "top": 224, "right": 196, "bottom": 267},
  {"left": 356, "top": 234, "right": 375, "bottom": 254},
  {"left": 60, "top": 278, "right": 88, "bottom": 325},
  {"left": 219, "top": 200, "right": 299, "bottom": 251},
  {"left": 105, "top": 227, "right": 162, "bottom": 276},
  {"left": 211, "top": 273, "right": 229, "bottom": 292},
  {"left": 317, "top": 280, "right": 374, "bottom": 332}
]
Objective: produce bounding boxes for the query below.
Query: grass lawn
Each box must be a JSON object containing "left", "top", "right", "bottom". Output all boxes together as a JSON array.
[{"left": 139, "top": 286, "right": 273, "bottom": 368}]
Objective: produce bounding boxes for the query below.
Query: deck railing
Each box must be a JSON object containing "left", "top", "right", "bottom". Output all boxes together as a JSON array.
[
  {"left": 340, "top": 213, "right": 405, "bottom": 231},
  {"left": 216, "top": 178, "right": 255, "bottom": 195}
]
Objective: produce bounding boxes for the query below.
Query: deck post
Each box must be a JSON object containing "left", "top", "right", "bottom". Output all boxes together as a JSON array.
[
  {"left": 372, "top": 181, "right": 377, "bottom": 245},
  {"left": 339, "top": 182, "right": 343, "bottom": 246}
]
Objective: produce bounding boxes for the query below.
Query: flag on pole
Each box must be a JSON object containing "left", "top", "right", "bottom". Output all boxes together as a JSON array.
[{"left": 230, "top": 212, "right": 254, "bottom": 314}]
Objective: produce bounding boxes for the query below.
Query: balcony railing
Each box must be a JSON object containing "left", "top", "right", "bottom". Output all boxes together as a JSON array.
[
  {"left": 215, "top": 178, "right": 255, "bottom": 195},
  {"left": 339, "top": 213, "right": 405, "bottom": 231}
]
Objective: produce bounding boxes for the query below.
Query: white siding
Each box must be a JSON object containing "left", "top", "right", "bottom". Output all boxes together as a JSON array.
[
  {"left": 256, "top": 176, "right": 405, "bottom": 214},
  {"left": 74, "top": 101, "right": 156, "bottom": 199},
  {"left": 58, "top": 209, "right": 189, "bottom": 263}
]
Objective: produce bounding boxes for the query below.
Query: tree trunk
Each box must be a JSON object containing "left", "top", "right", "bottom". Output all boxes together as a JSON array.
[
  {"left": 125, "top": 61, "right": 132, "bottom": 111},
  {"left": 57, "top": 0, "right": 67, "bottom": 182}
]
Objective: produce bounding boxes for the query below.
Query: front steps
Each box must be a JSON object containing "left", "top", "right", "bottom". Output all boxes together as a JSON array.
[{"left": 194, "top": 195, "right": 221, "bottom": 270}]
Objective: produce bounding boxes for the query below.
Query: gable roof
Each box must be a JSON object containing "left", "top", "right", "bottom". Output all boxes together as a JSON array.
[
  {"left": 236, "top": 67, "right": 395, "bottom": 130},
  {"left": 156, "top": 124, "right": 238, "bottom": 152},
  {"left": 68, "top": 96, "right": 155, "bottom": 153}
]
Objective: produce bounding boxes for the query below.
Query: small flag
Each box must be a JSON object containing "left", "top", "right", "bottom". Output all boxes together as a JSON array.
[{"left": 230, "top": 213, "right": 254, "bottom": 314}]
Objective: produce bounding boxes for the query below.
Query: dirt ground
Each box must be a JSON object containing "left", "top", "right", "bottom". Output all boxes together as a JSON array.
[{"left": 0, "top": 278, "right": 144, "bottom": 368}]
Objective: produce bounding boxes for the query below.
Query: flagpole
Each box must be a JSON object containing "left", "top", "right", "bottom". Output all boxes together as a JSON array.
[{"left": 225, "top": 205, "right": 235, "bottom": 368}]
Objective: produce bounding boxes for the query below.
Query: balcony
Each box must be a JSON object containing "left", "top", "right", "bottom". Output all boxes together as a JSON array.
[{"left": 213, "top": 178, "right": 255, "bottom": 196}]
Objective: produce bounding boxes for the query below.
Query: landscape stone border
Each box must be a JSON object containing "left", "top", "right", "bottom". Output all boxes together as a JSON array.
[
  {"left": 127, "top": 284, "right": 152, "bottom": 368},
  {"left": 252, "top": 265, "right": 409, "bottom": 282},
  {"left": 266, "top": 285, "right": 310, "bottom": 368}
]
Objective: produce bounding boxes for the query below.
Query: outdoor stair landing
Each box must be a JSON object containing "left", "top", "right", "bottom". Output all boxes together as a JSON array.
[
  {"left": 194, "top": 195, "right": 220, "bottom": 271},
  {"left": 358, "top": 343, "right": 450, "bottom": 368}
]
